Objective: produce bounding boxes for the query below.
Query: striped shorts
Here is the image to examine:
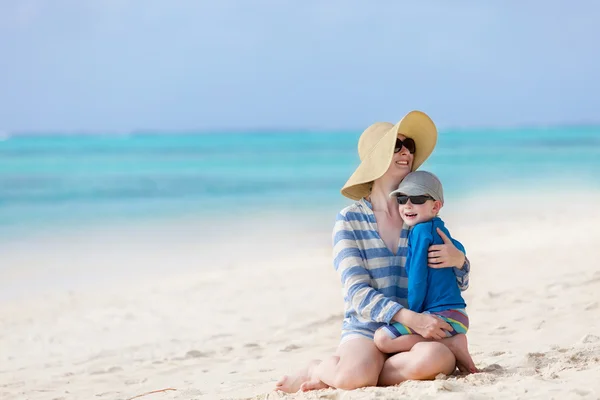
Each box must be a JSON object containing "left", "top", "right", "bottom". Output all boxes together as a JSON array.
[{"left": 381, "top": 309, "right": 469, "bottom": 339}]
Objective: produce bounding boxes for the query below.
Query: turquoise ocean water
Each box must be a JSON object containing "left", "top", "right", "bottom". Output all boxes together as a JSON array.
[{"left": 1, "top": 126, "right": 600, "bottom": 237}]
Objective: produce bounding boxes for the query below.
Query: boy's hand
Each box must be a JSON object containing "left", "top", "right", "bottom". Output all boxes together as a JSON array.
[{"left": 428, "top": 228, "right": 466, "bottom": 268}]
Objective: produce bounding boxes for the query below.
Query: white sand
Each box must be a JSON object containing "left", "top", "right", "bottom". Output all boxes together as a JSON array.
[{"left": 2, "top": 192, "right": 600, "bottom": 400}]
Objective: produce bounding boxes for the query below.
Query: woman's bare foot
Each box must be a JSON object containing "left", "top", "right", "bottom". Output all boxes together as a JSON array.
[
  {"left": 275, "top": 360, "right": 324, "bottom": 393},
  {"left": 441, "top": 334, "right": 478, "bottom": 373},
  {"left": 300, "top": 379, "right": 329, "bottom": 392}
]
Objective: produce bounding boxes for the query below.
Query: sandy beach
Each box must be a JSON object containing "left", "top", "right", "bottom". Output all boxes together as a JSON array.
[{"left": 2, "top": 191, "right": 600, "bottom": 400}]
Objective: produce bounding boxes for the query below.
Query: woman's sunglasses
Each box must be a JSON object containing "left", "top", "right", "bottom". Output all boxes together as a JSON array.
[
  {"left": 395, "top": 195, "right": 435, "bottom": 205},
  {"left": 394, "top": 138, "right": 416, "bottom": 154}
]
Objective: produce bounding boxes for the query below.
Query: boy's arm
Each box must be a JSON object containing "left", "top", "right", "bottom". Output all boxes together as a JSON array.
[{"left": 407, "top": 226, "right": 433, "bottom": 313}]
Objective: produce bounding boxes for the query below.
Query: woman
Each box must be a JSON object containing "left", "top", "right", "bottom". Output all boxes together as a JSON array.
[{"left": 276, "top": 111, "right": 475, "bottom": 393}]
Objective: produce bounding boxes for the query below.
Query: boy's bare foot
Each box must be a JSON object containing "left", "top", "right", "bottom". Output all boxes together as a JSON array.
[
  {"left": 441, "top": 334, "right": 478, "bottom": 373},
  {"left": 275, "top": 359, "right": 323, "bottom": 393}
]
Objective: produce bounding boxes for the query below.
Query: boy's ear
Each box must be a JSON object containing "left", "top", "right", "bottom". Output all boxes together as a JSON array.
[{"left": 432, "top": 200, "right": 443, "bottom": 213}]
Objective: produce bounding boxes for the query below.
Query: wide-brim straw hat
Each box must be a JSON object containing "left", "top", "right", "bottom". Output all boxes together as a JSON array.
[{"left": 341, "top": 110, "right": 438, "bottom": 200}]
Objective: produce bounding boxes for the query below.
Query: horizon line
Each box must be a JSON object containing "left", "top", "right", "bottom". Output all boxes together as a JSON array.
[{"left": 3, "top": 121, "right": 600, "bottom": 136}]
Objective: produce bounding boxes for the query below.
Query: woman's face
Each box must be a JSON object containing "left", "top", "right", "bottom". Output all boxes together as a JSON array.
[{"left": 383, "top": 134, "right": 415, "bottom": 181}]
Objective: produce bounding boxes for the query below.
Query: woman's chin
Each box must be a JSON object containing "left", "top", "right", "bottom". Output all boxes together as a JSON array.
[{"left": 393, "top": 167, "right": 412, "bottom": 179}]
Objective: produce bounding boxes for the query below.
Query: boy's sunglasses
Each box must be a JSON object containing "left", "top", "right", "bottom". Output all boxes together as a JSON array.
[
  {"left": 396, "top": 195, "right": 435, "bottom": 205},
  {"left": 394, "top": 138, "right": 416, "bottom": 154}
]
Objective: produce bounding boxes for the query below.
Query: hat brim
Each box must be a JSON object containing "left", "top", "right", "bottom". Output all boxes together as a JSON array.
[{"left": 341, "top": 111, "right": 438, "bottom": 200}]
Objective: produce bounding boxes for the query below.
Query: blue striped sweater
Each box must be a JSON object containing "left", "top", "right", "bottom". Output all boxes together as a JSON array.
[{"left": 333, "top": 199, "right": 470, "bottom": 340}]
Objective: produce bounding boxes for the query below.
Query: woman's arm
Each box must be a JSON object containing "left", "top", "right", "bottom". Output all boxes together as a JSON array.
[
  {"left": 333, "top": 213, "right": 402, "bottom": 324},
  {"left": 453, "top": 257, "right": 470, "bottom": 291},
  {"left": 391, "top": 308, "right": 452, "bottom": 340},
  {"left": 427, "top": 227, "right": 470, "bottom": 291}
]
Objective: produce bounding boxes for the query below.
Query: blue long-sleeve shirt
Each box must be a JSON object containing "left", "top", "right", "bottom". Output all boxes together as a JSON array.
[{"left": 406, "top": 216, "right": 467, "bottom": 313}]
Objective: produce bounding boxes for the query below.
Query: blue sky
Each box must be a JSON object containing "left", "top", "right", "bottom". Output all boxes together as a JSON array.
[{"left": 1, "top": 1, "right": 599, "bottom": 131}]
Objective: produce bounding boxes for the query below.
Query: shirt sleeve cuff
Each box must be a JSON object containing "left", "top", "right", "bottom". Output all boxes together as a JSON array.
[
  {"left": 382, "top": 302, "right": 404, "bottom": 324},
  {"left": 453, "top": 258, "right": 470, "bottom": 277}
]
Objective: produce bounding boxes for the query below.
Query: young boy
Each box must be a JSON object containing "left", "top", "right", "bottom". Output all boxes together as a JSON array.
[{"left": 374, "top": 170, "right": 476, "bottom": 372}]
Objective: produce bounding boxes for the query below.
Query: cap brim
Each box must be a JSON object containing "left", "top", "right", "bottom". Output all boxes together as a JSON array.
[{"left": 389, "top": 183, "right": 431, "bottom": 198}]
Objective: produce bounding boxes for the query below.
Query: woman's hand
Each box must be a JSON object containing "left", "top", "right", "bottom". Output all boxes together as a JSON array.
[
  {"left": 393, "top": 309, "right": 453, "bottom": 340},
  {"left": 410, "top": 312, "right": 453, "bottom": 340},
  {"left": 428, "top": 228, "right": 466, "bottom": 268}
]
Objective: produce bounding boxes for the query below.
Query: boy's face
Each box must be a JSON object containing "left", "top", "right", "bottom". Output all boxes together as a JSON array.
[{"left": 397, "top": 195, "right": 442, "bottom": 226}]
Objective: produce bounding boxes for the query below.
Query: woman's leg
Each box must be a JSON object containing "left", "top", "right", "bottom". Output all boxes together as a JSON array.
[
  {"left": 374, "top": 326, "right": 477, "bottom": 373},
  {"left": 277, "top": 336, "right": 386, "bottom": 392},
  {"left": 378, "top": 341, "right": 456, "bottom": 386},
  {"left": 304, "top": 336, "right": 386, "bottom": 391},
  {"left": 275, "top": 359, "right": 327, "bottom": 393},
  {"left": 276, "top": 335, "right": 471, "bottom": 392}
]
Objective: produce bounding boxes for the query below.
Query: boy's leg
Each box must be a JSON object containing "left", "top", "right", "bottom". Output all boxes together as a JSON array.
[
  {"left": 439, "top": 334, "right": 477, "bottom": 373},
  {"left": 430, "top": 309, "right": 477, "bottom": 373},
  {"left": 374, "top": 322, "right": 427, "bottom": 353},
  {"left": 374, "top": 327, "right": 427, "bottom": 353}
]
